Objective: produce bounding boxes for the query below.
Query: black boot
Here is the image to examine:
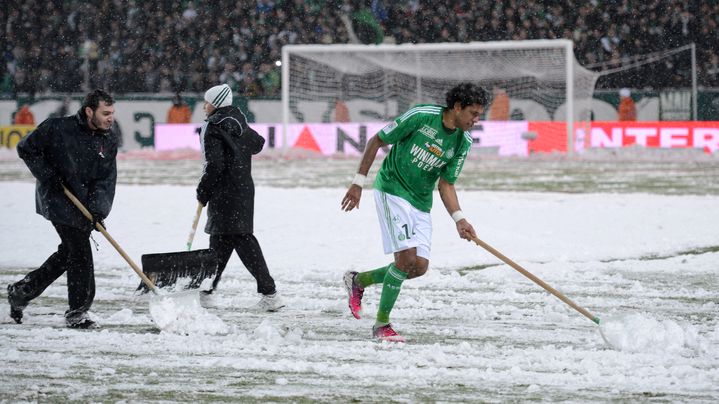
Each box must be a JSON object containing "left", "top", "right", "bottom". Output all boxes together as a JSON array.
[{"left": 7, "top": 284, "right": 28, "bottom": 324}]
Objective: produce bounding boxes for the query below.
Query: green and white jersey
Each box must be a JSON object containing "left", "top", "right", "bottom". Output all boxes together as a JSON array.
[{"left": 374, "top": 104, "right": 472, "bottom": 212}]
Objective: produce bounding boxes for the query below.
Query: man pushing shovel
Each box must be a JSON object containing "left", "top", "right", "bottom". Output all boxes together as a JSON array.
[
  {"left": 8, "top": 89, "right": 118, "bottom": 328},
  {"left": 341, "top": 83, "right": 490, "bottom": 341},
  {"left": 196, "top": 84, "right": 284, "bottom": 311}
]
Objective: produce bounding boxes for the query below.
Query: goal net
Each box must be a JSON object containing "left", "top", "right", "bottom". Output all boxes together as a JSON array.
[{"left": 281, "top": 40, "right": 600, "bottom": 156}]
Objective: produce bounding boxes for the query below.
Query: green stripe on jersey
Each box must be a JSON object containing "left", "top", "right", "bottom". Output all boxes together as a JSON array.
[{"left": 399, "top": 106, "right": 442, "bottom": 122}]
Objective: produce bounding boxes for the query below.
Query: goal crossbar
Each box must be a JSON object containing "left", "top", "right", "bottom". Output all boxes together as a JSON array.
[{"left": 282, "top": 40, "right": 595, "bottom": 154}]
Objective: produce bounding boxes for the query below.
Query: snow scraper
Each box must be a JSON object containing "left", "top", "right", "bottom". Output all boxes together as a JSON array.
[
  {"left": 63, "top": 186, "right": 159, "bottom": 293},
  {"left": 64, "top": 187, "right": 215, "bottom": 332},
  {"left": 137, "top": 202, "right": 217, "bottom": 293},
  {"left": 472, "top": 236, "right": 601, "bottom": 325}
]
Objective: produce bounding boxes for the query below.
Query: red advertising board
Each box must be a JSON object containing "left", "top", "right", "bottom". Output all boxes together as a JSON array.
[
  {"left": 528, "top": 121, "right": 719, "bottom": 154},
  {"left": 581, "top": 121, "right": 719, "bottom": 153}
]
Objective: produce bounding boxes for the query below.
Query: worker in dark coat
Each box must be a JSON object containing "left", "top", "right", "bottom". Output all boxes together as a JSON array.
[
  {"left": 9, "top": 89, "right": 118, "bottom": 328},
  {"left": 196, "top": 84, "right": 283, "bottom": 311}
]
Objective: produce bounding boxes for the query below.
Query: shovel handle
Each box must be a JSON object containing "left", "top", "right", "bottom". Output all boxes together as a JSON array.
[
  {"left": 186, "top": 202, "right": 203, "bottom": 251},
  {"left": 63, "top": 186, "right": 158, "bottom": 294},
  {"left": 472, "top": 236, "right": 600, "bottom": 325}
]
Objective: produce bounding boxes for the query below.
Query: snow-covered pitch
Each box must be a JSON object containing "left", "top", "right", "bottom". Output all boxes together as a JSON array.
[{"left": 1, "top": 154, "right": 718, "bottom": 402}]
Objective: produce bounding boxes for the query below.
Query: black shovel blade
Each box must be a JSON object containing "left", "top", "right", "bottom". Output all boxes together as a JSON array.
[{"left": 136, "top": 249, "right": 218, "bottom": 293}]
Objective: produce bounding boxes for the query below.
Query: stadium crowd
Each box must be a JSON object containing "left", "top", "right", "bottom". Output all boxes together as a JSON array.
[{"left": 1, "top": 0, "right": 717, "bottom": 97}]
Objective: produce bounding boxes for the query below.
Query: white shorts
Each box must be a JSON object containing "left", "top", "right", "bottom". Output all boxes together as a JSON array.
[{"left": 374, "top": 189, "right": 432, "bottom": 259}]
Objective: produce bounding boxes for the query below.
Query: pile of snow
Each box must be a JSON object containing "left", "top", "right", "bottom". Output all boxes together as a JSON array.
[
  {"left": 600, "top": 312, "right": 705, "bottom": 353},
  {"left": 148, "top": 291, "right": 228, "bottom": 335}
]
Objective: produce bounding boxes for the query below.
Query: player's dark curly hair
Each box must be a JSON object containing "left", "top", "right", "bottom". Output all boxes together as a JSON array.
[
  {"left": 445, "top": 83, "right": 490, "bottom": 109},
  {"left": 82, "top": 89, "right": 115, "bottom": 111}
]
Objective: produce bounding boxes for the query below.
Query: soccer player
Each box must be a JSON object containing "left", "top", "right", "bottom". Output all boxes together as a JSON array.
[{"left": 341, "top": 83, "right": 490, "bottom": 342}]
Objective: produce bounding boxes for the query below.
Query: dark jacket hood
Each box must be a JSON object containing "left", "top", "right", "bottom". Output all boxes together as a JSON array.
[
  {"left": 207, "top": 106, "right": 240, "bottom": 123},
  {"left": 197, "top": 105, "right": 265, "bottom": 234}
]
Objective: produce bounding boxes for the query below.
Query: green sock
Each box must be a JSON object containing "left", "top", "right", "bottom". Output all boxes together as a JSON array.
[
  {"left": 355, "top": 264, "right": 390, "bottom": 288},
  {"left": 376, "top": 264, "right": 408, "bottom": 325}
]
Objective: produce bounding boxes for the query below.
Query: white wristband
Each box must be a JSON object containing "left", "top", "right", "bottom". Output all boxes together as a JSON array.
[
  {"left": 451, "top": 210, "right": 466, "bottom": 223},
  {"left": 352, "top": 173, "right": 367, "bottom": 188}
]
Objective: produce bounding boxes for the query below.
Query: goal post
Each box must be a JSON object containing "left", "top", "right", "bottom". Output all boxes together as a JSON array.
[{"left": 281, "top": 40, "right": 599, "bottom": 155}]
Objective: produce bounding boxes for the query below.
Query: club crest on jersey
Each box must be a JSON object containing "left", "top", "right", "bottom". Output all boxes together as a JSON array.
[
  {"left": 418, "top": 125, "right": 438, "bottom": 140},
  {"left": 382, "top": 121, "right": 398, "bottom": 134},
  {"left": 424, "top": 142, "right": 444, "bottom": 157}
]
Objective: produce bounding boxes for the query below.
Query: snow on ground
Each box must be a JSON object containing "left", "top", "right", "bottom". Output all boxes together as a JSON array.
[{"left": 1, "top": 156, "right": 718, "bottom": 402}]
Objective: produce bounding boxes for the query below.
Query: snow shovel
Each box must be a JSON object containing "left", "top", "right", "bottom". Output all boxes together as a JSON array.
[
  {"left": 136, "top": 202, "right": 218, "bottom": 293},
  {"left": 471, "top": 236, "right": 638, "bottom": 349},
  {"left": 472, "top": 236, "right": 600, "bottom": 324},
  {"left": 62, "top": 186, "right": 159, "bottom": 294},
  {"left": 63, "top": 187, "right": 220, "bottom": 333},
  {"left": 473, "top": 236, "right": 654, "bottom": 350}
]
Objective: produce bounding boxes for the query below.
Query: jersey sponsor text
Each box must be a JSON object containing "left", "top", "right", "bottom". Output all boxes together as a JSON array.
[{"left": 410, "top": 143, "right": 447, "bottom": 171}]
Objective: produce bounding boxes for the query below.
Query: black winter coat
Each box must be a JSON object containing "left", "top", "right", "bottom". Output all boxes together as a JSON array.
[
  {"left": 197, "top": 106, "right": 264, "bottom": 234},
  {"left": 16, "top": 109, "right": 118, "bottom": 231}
]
